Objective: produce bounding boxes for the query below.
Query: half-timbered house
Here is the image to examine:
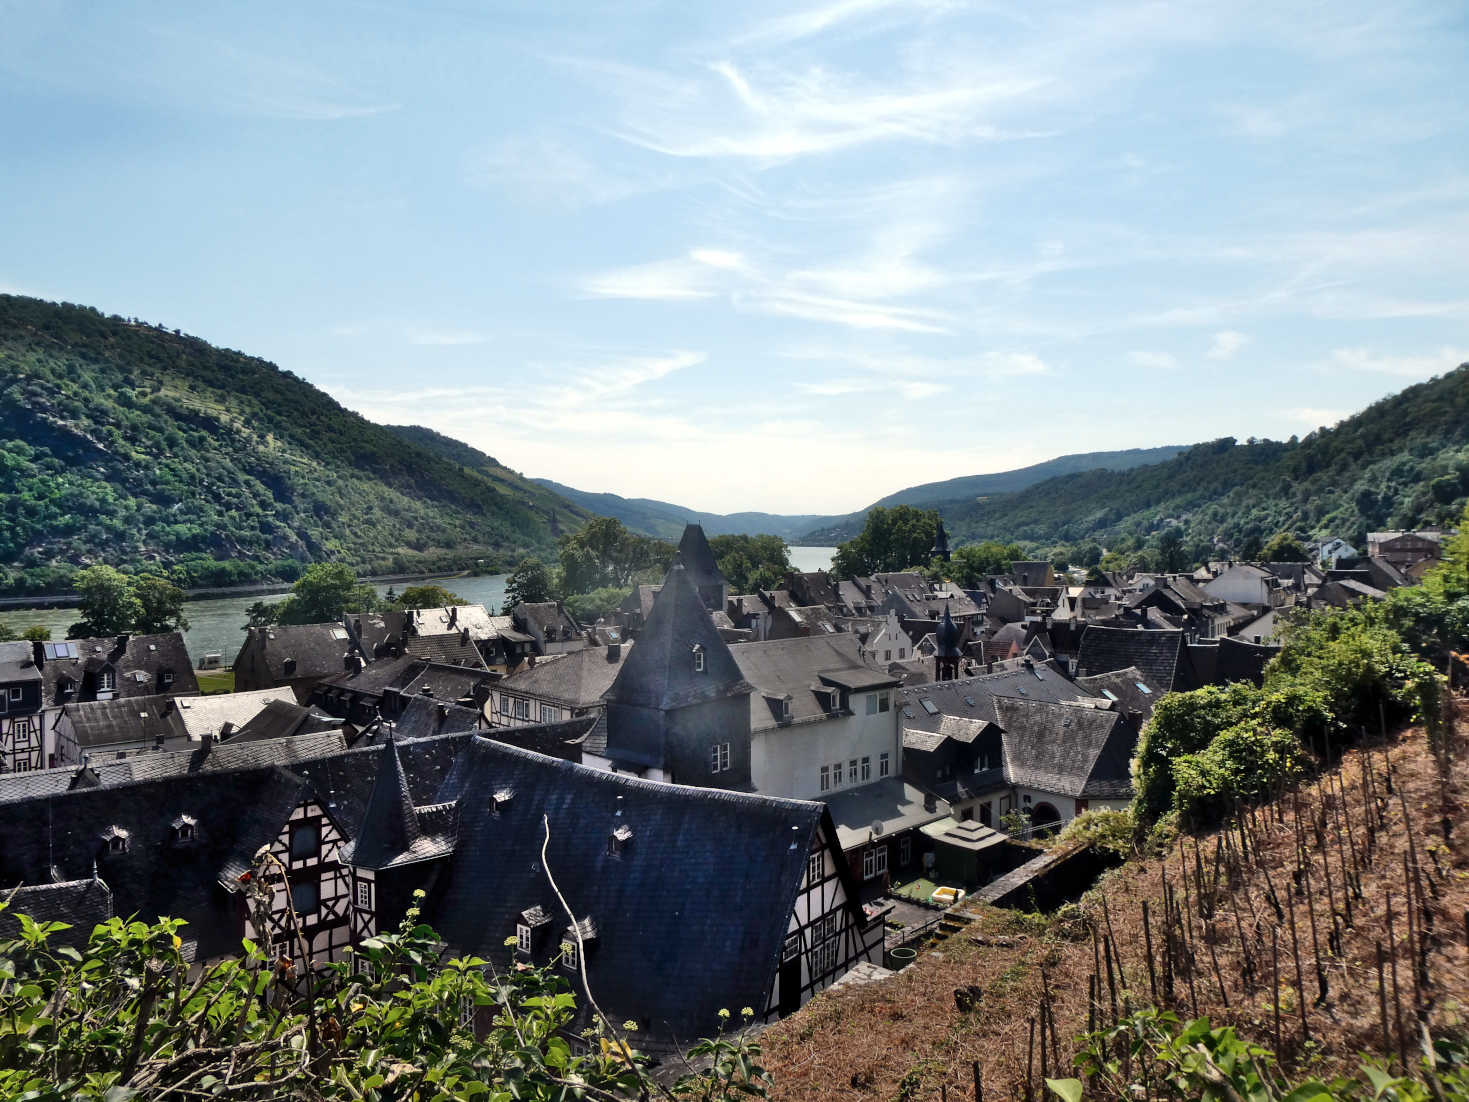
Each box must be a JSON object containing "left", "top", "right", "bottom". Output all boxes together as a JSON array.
[{"left": 0, "top": 642, "right": 45, "bottom": 773}]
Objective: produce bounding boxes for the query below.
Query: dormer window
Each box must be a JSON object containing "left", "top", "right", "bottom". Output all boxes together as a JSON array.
[
  {"left": 100, "top": 826, "right": 129, "bottom": 854},
  {"left": 691, "top": 645, "right": 705, "bottom": 673},
  {"left": 170, "top": 815, "right": 198, "bottom": 845},
  {"left": 491, "top": 789, "right": 514, "bottom": 816},
  {"left": 608, "top": 823, "right": 633, "bottom": 857},
  {"left": 161, "top": 671, "right": 174, "bottom": 688},
  {"left": 516, "top": 906, "right": 551, "bottom": 956},
  {"left": 98, "top": 669, "right": 116, "bottom": 692},
  {"left": 561, "top": 917, "right": 597, "bottom": 971}
]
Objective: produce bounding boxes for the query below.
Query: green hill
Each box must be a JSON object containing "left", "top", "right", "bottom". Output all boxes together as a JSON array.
[
  {"left": 798, "top": 445, "right": 1188, "bottom": 543},
  {"left": 941, "top": 364, "right": 1469, "bottom": 555},
  {"left": 528, "top": 478, "right": 830, "bottom": 543},
  {"left": 0, "top": 295, "right": 588, "bottom": 595}
]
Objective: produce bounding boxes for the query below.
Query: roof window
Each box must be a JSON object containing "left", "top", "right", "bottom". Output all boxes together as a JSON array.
[
  {"left": 491, "top": 788, "right": 514, "bottom": 815},
  {"left": 691, "top": 644, "right": 705, "bottom": 673},
  {"left": 171, "top": 814, "right": 198, "bottom": 845},
  {"left": 608, "top": 824, "right": 633, "bottom": 857},
  {"left": 100, "top": 826, "right": 130, "bottom": 854},
  {"left": 920, "top": 699, "right": 939, "bottom": 716},
  {"left": 1135, "top": 682, "right": 1153, "bottom": 694}
]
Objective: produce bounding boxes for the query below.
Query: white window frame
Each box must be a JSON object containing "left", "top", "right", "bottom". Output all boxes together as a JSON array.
[
  {"left": 709, "top": 741, "right": 730, "bottom": 773},
  {"left": 514, "top": 698, "right": 530, "bottom": 720},
  {"left": 819, "top": 764, "right": 830, "bottom": 792},
  {"left": 161, "top": 672, "right": 174, "bottom": 688},
  {"left": 861, "top": 756, "right": 871, "bottom": 782},
  {"left": 98, "top": 670, "right": 115, "bottom": 692},
  {"left": 561, "top": 937, "right": 579, "bottom": 972},
  {"left": 356, "top": 879, "right": 371, "bottom": 910},
  {"left": 866, "top": 693, "right": 878, "bottom": 715},
  {"left": 8, "top": 687, "right": 22, "bottom": 703},
  {"left": 807, "top": 852, "right": 822, "bottom": 883},
  {"left": 782, "top": 932, "right": 801, "bottom": 962},
  {"left": 879, "top": 752, "right": 890, "bottom": 777},
  {"left": 848, "top": 759, "right": 858, "bottom": 783},
  {"left": 830, "top": 761, "right": 843, "bottom": 789},
  {"left": 538, "top": 704, "right": 556, "bottom": 724},
  {"left": 692, "top": 647, "right": 705, "bottom": 673},
  {"left": 863, "top": 844, "right": 888, "bottom": 881},
  {"left": 516, "top": 924, "right": 532, "bottom": 954}
]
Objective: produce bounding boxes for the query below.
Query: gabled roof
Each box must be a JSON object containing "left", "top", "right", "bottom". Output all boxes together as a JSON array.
[
  {"left": 498, "top": 642, "right": 632, "bottom": 708},
  {"left": 427, "top": 736, "right": 824, "bottom": 1042},
  {"left": 729, "top": 634, "right": 898, "bottom": 728},
  {"left": 1074, "top": 626, "right": 1200, "bottom": 694},
  {"left": 992, "top": 697, "right": 1136, "bottom": 799},
  {"left": 0, "top": 641, "right": 41, "bottom": 685},
  {"left": 603, "top": 565, "right": 752, "bottom": 710},
  {"left": 1074, "top": 666, "right": 1159, "bottom": 722},
  {"left": 228, "top": 699, "right": 339, "bottom": 743},
  {"left": 402, "top": 632, "right": 489, "bottom": 669},
  {"left": 38, "top": 633, "right": 197, "bottom": 705},
  {"left": 61, "top": 693, "right": 191, "bottom": 750},
  {"left": 397, "top": 604, "right": 500, "bottom": 641},
  {"left": 896, "top": 661, "right": 1093, "bottom": 730},
  {"left": 173, "top": 688, "right": 297, "bottom": 739},
  {"left": 240, "top": 620, "right": 392, "bottom": 683}
]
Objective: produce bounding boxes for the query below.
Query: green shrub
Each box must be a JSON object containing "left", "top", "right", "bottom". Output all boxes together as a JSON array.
[
  {"left": 1058, "top": 808, "right": 1135, "bottom": 859},
  {"left": 1171, "top": 723, "right": 1308, "bottom": 824}
]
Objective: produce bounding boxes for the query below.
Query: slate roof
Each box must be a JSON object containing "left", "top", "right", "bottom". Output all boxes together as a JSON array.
[
  {"left": 345, "top": 738, "right": 458, "bottom": 869},
  {"left": 0, "top": 878, "right": 114, "bottom": 949},
  {"left": 229, "top": 699, "right": 339, "bottom": 743},
  {"left": 62, "top": 694, "right": 192, "bottom": 751},
  {"left": 823, "top": 777, "right": 951, "bottom": 851},
  {"left": 895, "top": 661, "right": 1094, "bottom": 730},
  {"left": 0, "top": 641, "right": 41, "bottom": 685},
  {"left": 497, "top": 642, "right": 631, "bottom": 708},
  {"left": 174, "top": 689, "right": 298, "bottom": 740},
  {"left": 992, "top": 697, "right": 1136, "bottom": 799},
  {"left": 240, "top": 620, "right": 392, "bottom": 683},
  {"left": 1073, "top": 667, "right": 1159, "bottom": 722},
  {"left": 427, "top": 736, "right": 826, "bottom": 1044},
  {"left": 676, "top": 524, "right": 727, "bottom": 595},
  {"left": 1073, "top": 626, "right": 1200, "bottom": 694},
  {"left": 398, "top": 604, "right": 500, "bottom": 641},
  {"left": 1215, "top": 636, "right": 1280, "bottom": 686},
  {"left": 402, "top": 632, "right": 489, "bottom": 668},
  {"left": 603, "top": 565, "right": 753, "bottom": 710},
  {"left": 730, "top": 634, "right": 898, "bottom": 728},
  {"left": 382, "top": 696, "right": 485, "bottom": 742},
  {"left": 935, "top": 604, "right": 963, "bottom": 658},
  {"left": 38, "top": 633, "right": 197, "bottom": 705}
]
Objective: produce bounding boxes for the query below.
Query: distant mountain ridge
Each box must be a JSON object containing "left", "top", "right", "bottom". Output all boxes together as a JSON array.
[{"left": 537, "top": 447, "right": 1189, "bottom": 544}]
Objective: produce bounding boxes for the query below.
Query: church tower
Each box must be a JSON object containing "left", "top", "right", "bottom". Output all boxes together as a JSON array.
[
  {"left": 930, "top": 516, "right": 951, "bottom": 563},
  {"left": 934, "top": 601, "right": 962, "bottom": 681}
]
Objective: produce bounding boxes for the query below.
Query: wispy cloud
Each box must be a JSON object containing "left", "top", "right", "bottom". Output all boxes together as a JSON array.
[
  {"left": 580, "top": 255, "right": 723, "bottom": 300},
  {"left": 1129, "top": 350, "right": 1178, "bottom": 370},
  {"left": 1329, "top": 346, "right": 1469, "bottom": 378},
  {"left": 1292, "top": 407, "right": 1349, "bottom": 428},
  {"left": 1207, "top": 330, "right": 1248, "bottom": 360},
  {"left": 732, "top": 0, "right": 956, "bottom": 47}
]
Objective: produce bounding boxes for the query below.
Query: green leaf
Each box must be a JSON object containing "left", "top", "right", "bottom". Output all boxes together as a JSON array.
[{"left": 1046, "top": 1078, "right": 1084, "bottom": 1102}]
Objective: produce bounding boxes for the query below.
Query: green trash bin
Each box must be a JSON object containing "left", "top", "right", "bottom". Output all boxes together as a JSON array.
[{"left": 888, "top": 946, "right": 918, "bottom": 969}]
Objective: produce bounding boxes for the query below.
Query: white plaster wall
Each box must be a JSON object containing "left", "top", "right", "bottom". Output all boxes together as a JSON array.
[{"left": 750, "top": 696, "right": 899, "bottom": 800}]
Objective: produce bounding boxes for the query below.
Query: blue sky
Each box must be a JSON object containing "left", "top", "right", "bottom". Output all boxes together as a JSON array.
[{"left": 3, "top": 0, "right": 1467, "bottom": 515}]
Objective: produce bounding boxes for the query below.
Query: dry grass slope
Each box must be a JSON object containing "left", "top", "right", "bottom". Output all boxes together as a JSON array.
[{"left": 762, "top": 696, "right": 1469, "bottom": 1102}]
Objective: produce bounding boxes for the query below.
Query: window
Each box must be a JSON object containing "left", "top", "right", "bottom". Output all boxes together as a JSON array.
[
  {"left": 1135, "top": 682, "right": 1153, "bottom": 695},
  {"left": 899, "top": 836, "right": 912, "bottom": 866},
  {"left": 98, "top": 670, "right": 115, "bottom": 692},
  {"left": 290, "top": 881, "right": 319, "bottom": 915},
  {"left": 692, "top": 645, "right": 705, "bottom": 673},
  {"left": 819, "top": 764, "right": 830, "bottom": 792},
  {"left": 861, "top": 756, "right": 871, "bottom": 781},
  {"left": 830, "top": 761, "right": 843, "bottom": 789},
  {"left": 7, "top": 687, "right": 21, "bottom": 703},
  {"left": 516, "top": 924, "right": 532, "bottom": 954},
  {"left": 161, "top": 672, "right": 174, "bottom": 688},
  {"left": 807, "top": 852, "right": 822, "bottom": 883},
  {"left": 171, "top": 816, "right": 197, "bottom": 844},
  {"left": 866, "top": 693, "right": 878, "bottom": 715},
  {"left": 709, "top": 742, "right": 730, "bottom": 773},
  {"left": 920, "top": 699, "right": 939, "bottom": 715},
  {"left": 514, "top": 698, "right": 530, "bottom": 720},
  {"left": 782, "top": 932, "right": 802, "bottom": 962},
  {"left": 356, "top": 879, "right": 372, "bottom": 910},
  {"left": 608, "top": 824, "right": 632, "bottom": 856},
  {"left": 879, "top": 752, "right": 890, "bottom": 778},
  {"left": 12, "top": 760, "right": 29, "bottom": 773},
  {"left": 848, "top": 759, "right": 858, "bottom": 783},
  {"left": 897, "top": 649, "right": 906, "bottom": 660},
  {"left": 538, "top": 704, "right": 557, "bottom": 723},
  {"left": 884, "top": 649, "right": 891, "bottom": 662},
  {"left": 289, "top": 823, "right": 321, "bottom": 861},
  {"left": 561, "top": 937, "right": 579, "bottom": 972},
  {"left": 862, "top": 844, "right": 888, "bottom": 880}
]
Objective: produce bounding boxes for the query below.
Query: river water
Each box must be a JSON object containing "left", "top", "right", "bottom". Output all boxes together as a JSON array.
[{"left": 1, "top": 547, "right": 836, "bottom": 667}]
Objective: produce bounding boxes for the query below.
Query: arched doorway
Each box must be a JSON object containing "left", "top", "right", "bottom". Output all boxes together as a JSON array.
[{"left": 1030, "top": 802, "right": 1061, "bottom": 835}]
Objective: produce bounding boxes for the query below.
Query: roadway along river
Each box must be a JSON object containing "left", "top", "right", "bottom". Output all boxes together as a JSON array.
[{"left": 1, "top": 547, "right": 836, "bottom": 667}]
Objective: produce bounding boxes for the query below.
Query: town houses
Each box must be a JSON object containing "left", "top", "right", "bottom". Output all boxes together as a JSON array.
[{"left": 0, "top": 520, "right": 1448, "bottom": 1045}]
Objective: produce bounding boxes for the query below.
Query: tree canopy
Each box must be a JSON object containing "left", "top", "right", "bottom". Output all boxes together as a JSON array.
[
  {"left": 252, "top": 564, "right": 382, "bottom": 627},
  {"left": 393, "top": 583, "right": 466, "bottom": 609},
  {"left": 708, "top": 534, "right": 790, "bottom": 593},
  {"left": 1261, "top": 531, "right": 1310, "bottom": 562},
  {"left": 555, "top": 517, "right": 671, "bottom": 595},
  {"left": 947, "top": 541, "right": 1024, "bottom": 587},
  {"left": 831, "top": 505, "right": 939, "bottom": 576},
  {"left": 503, "top": 558, "right": 557, "bottom": 611},
  {"left": 65, "top": 566, "right": 188, "bottom": 638}
]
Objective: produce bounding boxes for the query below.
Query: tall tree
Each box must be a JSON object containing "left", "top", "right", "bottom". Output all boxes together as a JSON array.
[
  {"left": 947, "top": 541, "right": 1024, "bottom": 587},
  {"left": 133, "top": 575, "right": 190, "bottom": 633},
  {"left": 708, "top": 534, "right": 790, "bottom": 593},
  {"left": 1155, "top": 526, "right": 1188, "bottom": 572},
  {"left": 831, "top": 506, "right": 939, "bottom": 576},
  {"left": 503, "top": 557, "right": 557, "bottom": 612},
  {"left": 556, "top": 517, "right": 671, "bottom": 594},
  {"left": 1260, "top": 531, "right": 1309, "bottom": 562},
  {"left": 272, "top": 564, "right": 380, "bottom": 625},
  {"left": 394, "top": 583, "right": 466, "bottom": 609},
  {"left": 67, "top": 565, "right": 143, "bottom": 638}
]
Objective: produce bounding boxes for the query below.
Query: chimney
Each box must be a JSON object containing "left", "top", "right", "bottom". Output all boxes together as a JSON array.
[
  {"left": 923, "top": 792, "right": 937, "bottom": 812},
  {"left": 31, "top": 639, "right": 45, "bottom": 667},
  {"left": 283, "top": 657, "right": 297, "bottom": 677},
  {"left": 527, "top": 655, "right": 536, "bottom": 668},
  {"left": 421, "top": 683, "right": 434, "bottom": 695},
  {"left": 381, "top": 685, "right": 402, "bottom": 718},
  {"left": 606, "top": 642, "right": 621, "bottom": 661},
  {"left": 460, "top": 627, "right": 470, "bottom": 645},
  {"left": 448, "top": 606, "right": 458, "bottom": 629}
]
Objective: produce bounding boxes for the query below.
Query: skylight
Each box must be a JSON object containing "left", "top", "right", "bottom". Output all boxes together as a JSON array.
[
  {"left": 1101, "top": 689, "right": 1118, "bottom": 701},
  {"left": 920, "top": 699, "right": 939, "bottom": 715},
  {"left": 332, "top": 628, "right": 349, "bottom": 640},
  {"left": 1136, "top": 682, "right": 1153, "bottom": 694},
  {"left": 963, "top": 696, "right": 975, "bottom": 707}
]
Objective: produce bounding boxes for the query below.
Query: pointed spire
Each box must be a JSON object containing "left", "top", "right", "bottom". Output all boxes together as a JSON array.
[
  {"left": 936, "top": 600, "right": 963, "bottom": 657},
  {"left": 351, "top": 738, "right": 422, "bottom": 869}
]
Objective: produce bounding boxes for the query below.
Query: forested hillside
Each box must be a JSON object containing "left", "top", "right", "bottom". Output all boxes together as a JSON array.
[
  {"left": 0, "top": 295, "right": 586, "bottom": 595},
  {"left": 530, "top": 478, "right": 830, "bottom": 542},
  {"left": 943, "top": 363, "right": 1469, "bottom": 558}
]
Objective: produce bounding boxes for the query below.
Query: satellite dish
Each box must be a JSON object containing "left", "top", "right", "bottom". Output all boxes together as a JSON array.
[{"left": 869, "top": 820, "right": 885, "bottom": 838}]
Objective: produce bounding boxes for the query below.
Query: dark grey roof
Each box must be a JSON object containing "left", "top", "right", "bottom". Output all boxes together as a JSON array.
[
  {"left": 1073, "top": 666, "right": 1159, "bottom": 722},
  {"left": 62, "top": 694, "right": 191, "bottom": 750},
  {"left": 1073, "top": 626, "right": 1200, "bottom": 694},
  {"left": 896, "top": 661, "right": 1093, "bottom": 730},
  {"left": 603, "top": 565, "right": 752, "bottom": 710},
  {"left": 38, "top": 633, "right": 197, "bottom": 705},
  {"left": 823, "top": 777, "right": 951, "bottom": 851},
  {"left": 403, "top": 632, "right": 489, "bottom": 668},
  {"left": 676, "top": 524, "right": 727, "bottom": 594},
  {"left": 346, "top": 739, "right": 458, "bottom": 870},
  {"left": 729, "top": 634, "right": 897, "bottom": 727},
  {"left": 497, "top": 643, "right": 630, "bottom": 708},
  {"left": 229, "top": 699, "right": 339, "bottom": 743},
  {"left": 992, "top": 697, "right": 1136, "bottom": 799},
  {"left": 239, "top": 619, "right": 393, "bottom": 683},
  {"left": 0, "top": 878, "right": 114, "bottom": 948},
  {"left": 935, "top": 604, "right": 963, "bottom": 658},
  {"left": 484, "top": 715, "right": 596, "bottom": 762},
  {"left": 1215, "top": 636, "right": 1279, "bottom": 686},
  {"left": 427, "top": 736, "right": 824, "bottom": 1043},
  {"left": 385, "top": 696, "right": 484, "bottom": 741},
  {"left": 0, "top": 641, "right": 41, "bottom": 684}
]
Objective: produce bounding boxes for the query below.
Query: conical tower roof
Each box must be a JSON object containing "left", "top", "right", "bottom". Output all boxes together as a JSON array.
[
  {"left": 935, "top": 601, "right": 963, "bottom": 658},
  {"left": 604, "top": 563, "right": 751, "bottom": 710}
]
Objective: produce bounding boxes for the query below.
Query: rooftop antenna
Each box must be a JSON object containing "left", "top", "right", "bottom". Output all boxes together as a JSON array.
[{"left": 789, "top": 825, "right": 799, "bottom": 850}]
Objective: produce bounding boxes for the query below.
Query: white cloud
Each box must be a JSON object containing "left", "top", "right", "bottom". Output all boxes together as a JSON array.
[
  {"left": 1330, "top": 346, "right": 1469, "bottom": 378},
  {"left": 1129, "top": 350, "right": 1178, "bottom": 370},
  {"left": 1207, "top": 330, "right": 1248, "bottom": 360},
  {"left": 1292, "top": 407, "right": 1348, "bottom": 428},
  {"left": 580, "top": 257, "right": 723, "bottom": 300}
]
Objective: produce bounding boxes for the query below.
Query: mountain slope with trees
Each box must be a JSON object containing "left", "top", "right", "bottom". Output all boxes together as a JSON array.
[
  {"left": 0, "top": 295, "right": 588, "bottom": 595},
  {"left": 528, "top": 479, "right": 830, "bottom": 542},
  {"left": 940, "top": 363, "right": 1469, "bottom": 560}
]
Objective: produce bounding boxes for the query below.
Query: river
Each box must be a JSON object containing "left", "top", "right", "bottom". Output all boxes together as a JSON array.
[{"left": 1, "top": 547, "right": 837, "bottom": 667}]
